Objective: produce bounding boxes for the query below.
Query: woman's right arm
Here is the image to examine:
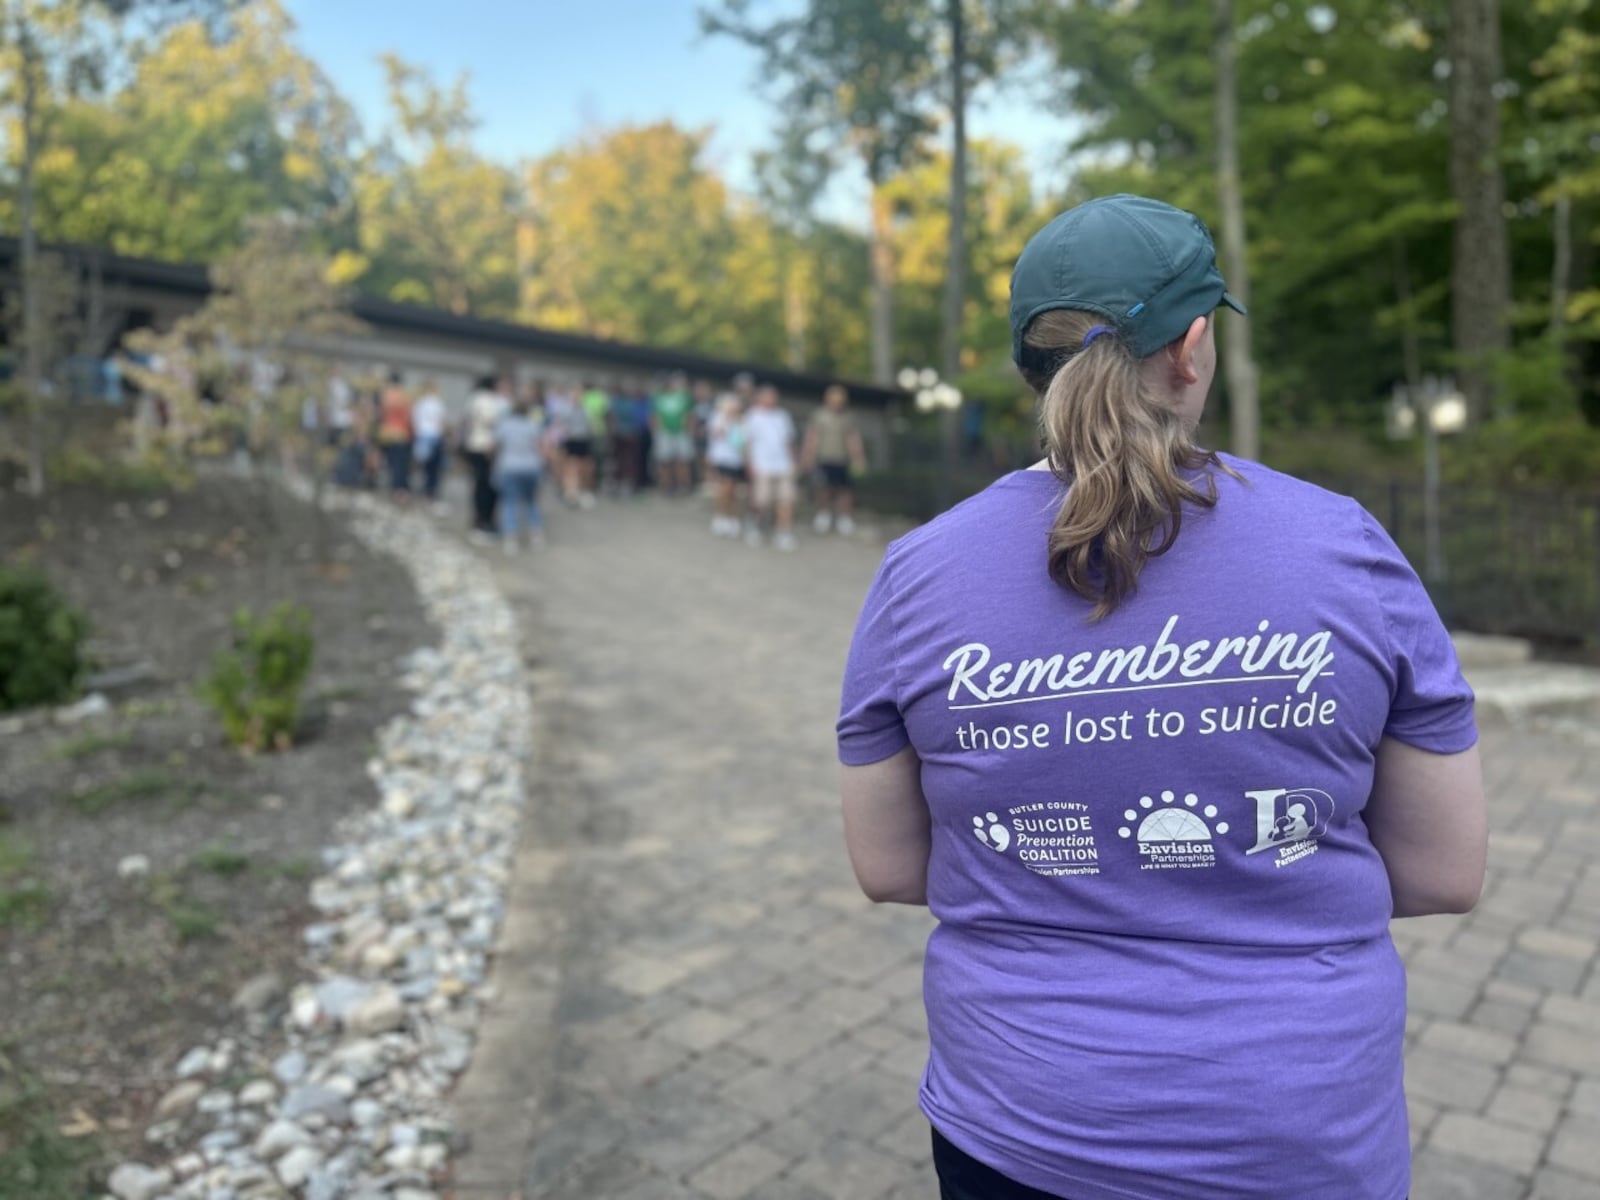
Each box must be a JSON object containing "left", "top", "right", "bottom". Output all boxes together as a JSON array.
[
  {"left": 1363, "top": 737, "right": 1486, "bottom": 917},
  {"left": 841, "top": 746, "right": 931, "bottom": 906}
]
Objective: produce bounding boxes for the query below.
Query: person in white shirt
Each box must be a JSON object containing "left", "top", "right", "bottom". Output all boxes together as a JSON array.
[
  {"left": 464, "top": 375, "right": 511, "bottom": 534},
  {"left": 412, "top": 379, "right": 449, "bottom": 503},
  {"left": 742, "top": 383, "right": 798, "bottom": 551}
]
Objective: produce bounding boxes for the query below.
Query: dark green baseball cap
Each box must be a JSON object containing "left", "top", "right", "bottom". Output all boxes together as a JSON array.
[{"left": 1010, "top": 194, "right": 1246, "bottom": 369}]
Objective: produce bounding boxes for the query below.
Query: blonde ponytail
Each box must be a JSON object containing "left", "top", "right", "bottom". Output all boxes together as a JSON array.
[{"left": 1020, "top": 309, "right": 1226, "bottom": 619}]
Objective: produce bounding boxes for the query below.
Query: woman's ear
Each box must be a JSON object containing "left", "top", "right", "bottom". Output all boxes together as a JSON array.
[{"left": 1168, "top": 316, "right": 1210, "bottom": 386}]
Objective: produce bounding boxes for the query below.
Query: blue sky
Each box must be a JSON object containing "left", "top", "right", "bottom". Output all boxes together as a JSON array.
[{"left": 282, "top": 1, "right": 1073, "bottom": 225}]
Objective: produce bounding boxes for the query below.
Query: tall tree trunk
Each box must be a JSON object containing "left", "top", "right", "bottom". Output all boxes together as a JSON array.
[
  {"left": 1448, "top": 0, "right": 1511, "bottom": 422},
  {"left": 868, "top": 179, "right": 896, "bottom": 384},
  {"left": 18, "top": 20, "right": 47, "bottom": 497},
  {"left": 1551, "top": 193, "right": 1572, "bottom": 341},
  {"left": 941, "top": 0, "right": 967, "bottom": 385},
  {"left": 782, "top": 251, "right": 808, "bottom": 371},
  {"left": 1212, "top": 0, "right": 1259, "bottom": 460}
]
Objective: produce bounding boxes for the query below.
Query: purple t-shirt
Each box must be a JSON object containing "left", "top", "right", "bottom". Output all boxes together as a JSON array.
[{"left": 837, "top": 457, "right": 1475, "bottom": 1200}]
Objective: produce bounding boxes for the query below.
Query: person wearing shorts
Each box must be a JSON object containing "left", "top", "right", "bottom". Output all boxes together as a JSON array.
[
  {"left": 743, "top": 384, "right": 798, "bottom": 551},
  {"left": 652, "top": 372, "right": 695, "bottom": 496},
  {"left": 802, "top": 383, "right": 867, "bottom": 535},
  {"left": 706, "top": 393, "right": 748, "bottom": 537}
]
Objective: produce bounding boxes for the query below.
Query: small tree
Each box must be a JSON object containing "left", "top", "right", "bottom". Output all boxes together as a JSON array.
[{"left": 199, "top": 603, "right": 313, "bottom": 752}]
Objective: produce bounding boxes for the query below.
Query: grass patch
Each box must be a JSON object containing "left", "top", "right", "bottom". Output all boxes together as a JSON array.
[
  {"left": 0, "top": 834, "right": 48, "bottom": 930},
  {"left": 0, "top": 884, "right": 49, "bottom": 929},
  {"left": 48, "top": 730, "right": 131, "bottom": 762},
  {"left": 162, "top": 900, "right": 220, "bottom": 941},
  {"left": 148, "top": 874, "right": 220, "bottom": 942},
  {"left": 0, "top": 1049, "right": 98, "bottom": 1200},
  {"left": 121, "top": 698, "right": 175, "bottom": 720},
  {"left": 71, "top": 769, "right": 198, "bottom": 815},
  {"left": 190, "top": 844, "right": 251, "bottom": 877},
  {"left": 269, "top": 857, "right": 316, "bottom": 881}
]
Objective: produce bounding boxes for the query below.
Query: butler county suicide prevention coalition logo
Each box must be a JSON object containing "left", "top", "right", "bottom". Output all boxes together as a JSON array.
[
  {"left": 1118, "top": 789, "right": 1227, "bottom": 870},
  {"left": 973, "top": 802, "right": 1101, "bottom": 876}
]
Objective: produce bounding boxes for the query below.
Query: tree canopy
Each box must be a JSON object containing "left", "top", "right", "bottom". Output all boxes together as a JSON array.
[{"left": 3, "top": 0, "right": 1598, "bottom": 475}]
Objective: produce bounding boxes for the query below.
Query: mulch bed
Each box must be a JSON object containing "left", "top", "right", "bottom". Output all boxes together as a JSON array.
[{"left": 0, "top": 473, "right": 432, "bottom": 1188}]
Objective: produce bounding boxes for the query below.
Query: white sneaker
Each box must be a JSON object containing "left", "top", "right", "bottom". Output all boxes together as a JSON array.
[
  {"left": 775, "top": 532, "right": 797, "bottom": 553},
  {"left": 579, "top": 492, "right": 596, "bottom": 510},
  {"left": 813, "top": 511, "right": 832, "bottom": 534},
  {"left": 836, "top": 515, "right": 856, "bottom": 536}
]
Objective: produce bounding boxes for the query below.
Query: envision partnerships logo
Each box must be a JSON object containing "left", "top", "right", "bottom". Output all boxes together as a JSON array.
[{"left": 1118, "top": 789, "right": 1226, "bottom": 870}]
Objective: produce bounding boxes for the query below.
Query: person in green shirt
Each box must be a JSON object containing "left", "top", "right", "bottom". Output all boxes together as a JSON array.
[
  {"left": 578, "top": 382, "right": 613, "bottom": 498},
  {"left": 651, "top": 372, "right": 695, "bottom": 497}
]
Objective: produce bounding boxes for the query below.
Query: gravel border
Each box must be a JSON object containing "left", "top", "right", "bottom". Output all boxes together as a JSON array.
[{"left": 105, "top": 490, "right": 530, "bottom": 1200}]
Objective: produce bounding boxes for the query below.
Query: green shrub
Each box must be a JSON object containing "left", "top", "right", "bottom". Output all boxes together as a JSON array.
[
  {"left": 46, "top": 446, "right": 192, "bottom": 495},
  {"left": 199, "top": 603, "right": 314, "bottom": 752},
  {"left": 0, "top": 1048, "right": 99, "bottom": 1200},
  {"left": 0, "top": 833, "right": 48, "bottom": 930},
  {"left": 0, "top": 568, "right": 89, "bottom": 713}
]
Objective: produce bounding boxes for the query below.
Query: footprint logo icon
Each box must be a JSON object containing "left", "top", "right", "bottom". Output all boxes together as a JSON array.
[{"left": 972, "top": 813, "right": 1010, "bottom": 853}]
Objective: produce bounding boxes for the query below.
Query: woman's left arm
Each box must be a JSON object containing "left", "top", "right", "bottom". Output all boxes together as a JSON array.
[{"left": 841, "top": 746, "right": 931, "bottom": 906}]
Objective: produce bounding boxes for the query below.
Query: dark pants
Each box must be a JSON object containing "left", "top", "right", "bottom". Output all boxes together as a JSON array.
[
  {"left": 615, "top": 432, "right": 644, "bottom": 491},
  {"left": 418, "top": 439, "right": 445, "bottom": 499},
  {"left": 383, "top": 442, "right": 411, "bottom": 492},
  {"left": 932, "top": 1128, "right": 1069, "bottom": 1200},
  {"left": 467, "top": 450, "right": 497, "bottom": 531}
]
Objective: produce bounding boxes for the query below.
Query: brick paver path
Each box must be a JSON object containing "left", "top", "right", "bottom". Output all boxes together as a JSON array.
[{"left": 447, "top": 497, "right": 1600, "bottom": 1200}]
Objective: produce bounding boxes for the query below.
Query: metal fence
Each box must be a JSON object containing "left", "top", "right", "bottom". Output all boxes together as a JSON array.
[
  {"left": 858, "top": 436, "right": 1600, "bottom": 647},
  {"left": 1316, "top": 477, "right": 1600, "bottom": 646}
]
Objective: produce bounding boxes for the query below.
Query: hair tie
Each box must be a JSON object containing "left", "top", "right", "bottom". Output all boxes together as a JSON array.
[{"left": 1082, "top": 324, "right": 1116, "bottom": 349}]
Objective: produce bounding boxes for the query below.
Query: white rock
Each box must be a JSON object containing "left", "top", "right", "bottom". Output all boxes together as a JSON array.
[
  {"left": 108, "top": 1162, "right": 174, "bottom": 1200},
  {"left": 55, "top": 692, "right": 111, "bottom": 724},
  {"left": 314, "top": 976, "right": 372, "bottom": 1021},
  {"left": 275, "top": 1144, "right": 322, "bottom": 1188},
  {"left": 361, "top": 941, "right": 401, "bottom": 972},
  {"left": 381, "top": 788, "right": 416, "bottom": 819},
  {"left": 272, "top": 1049, "right": 307, "bottom": 1084},
  {"left": 142, "top": 1118, "right": 182, "bottom": 1144},
  {"left": 332, "top": 1038, "right": 386, "bottom": 1083},
  {"left": 345, "top": 983, "right": 404, "bottom": 1035},
  {"left": 117, "top": 854, "right": 151, "bottom": 880},
  {"left": 252, "top": 1118, "right": 310, "bottom": 1160},
  {"left": 172, "top": 1152, "right": 205, "bottom": 1178},
  {"left": 155, "top": 1079, "right": 206, "bottom": 1117},
  {"left": 196, "top": 1089, "right": 235, "bottom": 1115},
  {"left": 289, "top": 984, "right": 321, "bottom": 1029},
  {"left": 237, "top": 1079, "right": 276, "bottom": 1107},
  {"left": 230, "top": 970, "right": 283, "bottom": 1013}
]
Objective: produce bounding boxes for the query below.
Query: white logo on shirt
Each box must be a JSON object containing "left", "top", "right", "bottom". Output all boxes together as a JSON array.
[
  {"left": 1118, "top": 789, "right": 1229, "bottom": 870},
  {"left": 972, "top": 812, "right": 1010, "bottom": 852},
  {"left": 1245, "top": 787, "right": 1334, "bottom": 867}
]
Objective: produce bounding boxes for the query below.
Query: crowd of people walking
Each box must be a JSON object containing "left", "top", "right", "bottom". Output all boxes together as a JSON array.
[{"left": 316, "top": 368, "right": 869, "bottom": 554}]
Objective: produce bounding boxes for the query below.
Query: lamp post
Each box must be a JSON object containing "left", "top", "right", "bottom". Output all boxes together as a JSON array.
[
  {"left": 899, "top": 365, "right": 963, "bottom": 514},
  {"left": 1390, "top": 375, "right": 1467, "bottom": 586}
]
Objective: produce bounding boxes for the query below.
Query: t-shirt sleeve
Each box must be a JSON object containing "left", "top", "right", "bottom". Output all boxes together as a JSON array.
[
  {"left": 837, "top": 555, "right": 911, "bottom": 766},
  {"left": 1362, "top": 511, "right": 1478, "bottom": 753}
]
